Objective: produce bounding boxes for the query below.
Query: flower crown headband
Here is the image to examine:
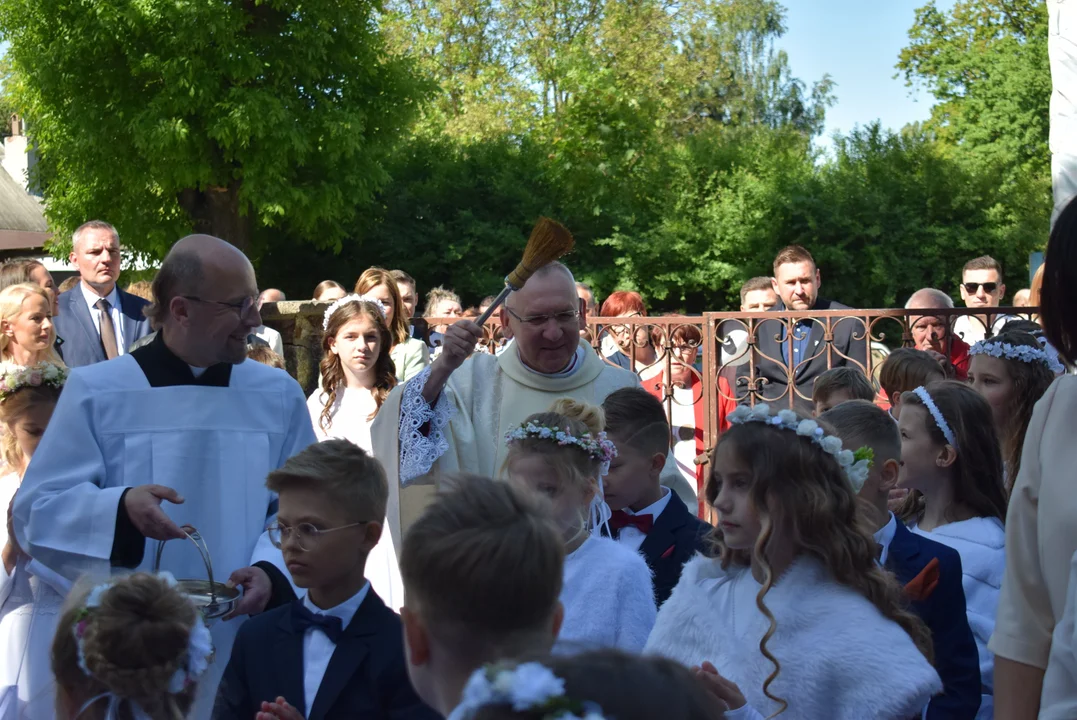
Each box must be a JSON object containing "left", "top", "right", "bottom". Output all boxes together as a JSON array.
[
  {"left": 456, "top": 662, "right": 607, "bottom": 720},
  {"left": 322, "top": 294, "right": 387, "bottom": 331},
  {"left": 505, "top": 422, "right": 618, "bottom": 468},
  {"left": 969, "top": 338, "right": 1064, "bottom": 374},
  {"left": 911, "top": 386, "right": 958, "bottom": 450},
  {"left": 726, "top": 404, "right": 873, "bottom": 492},
  {"left": 0, "top": 361, "right": 67, "bottom": 402},
  {"left": 73, "top": 573, "right": 214, "bottom": 696}
]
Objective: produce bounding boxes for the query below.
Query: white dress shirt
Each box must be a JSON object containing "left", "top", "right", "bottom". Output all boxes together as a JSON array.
[
  {"left": 872, "top": 512, "right": 898, "bottom": 567},
  {"left": 301, "top": 582, "right": 370, "bottom": 717},
  {"left": 617, "top": 487, "right": 672, "bottom": 553},
  {"left": 79, "top": 283, "right": 126, "bottom": 355}
]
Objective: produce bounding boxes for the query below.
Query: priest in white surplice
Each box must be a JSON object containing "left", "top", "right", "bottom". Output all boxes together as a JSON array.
[
  {"left": 371, "top": 261, "right": 693, "bottom": 551},
  {"left": 12, "top": 235, "right": 316, "bottom": 718}
]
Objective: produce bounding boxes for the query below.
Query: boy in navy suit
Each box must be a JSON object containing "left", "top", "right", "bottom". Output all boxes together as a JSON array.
[
  {"left": 822, "top": 400, "right": 982, "bottom": 719},
  {"left": 214, "top": 440, "right": 438, "bottom": 720},
  {"left": 601, "top": 387, "right": 711, "bottom": 606},
  {"left": 400, "top": 474, "right": 566, "bottom": 719}
]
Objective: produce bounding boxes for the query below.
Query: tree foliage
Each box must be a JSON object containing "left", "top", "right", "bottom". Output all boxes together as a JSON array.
[{"left": 0, "top": 0, "right": 427, "bottom": 257}]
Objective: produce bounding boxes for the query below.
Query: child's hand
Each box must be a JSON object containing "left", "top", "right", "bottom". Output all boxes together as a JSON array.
[
  {"left": 692, "top": 661, "right": 746, "bottom": 711},
  {"left": 256, "top": 697, "right": 305, "bottom": 720}
]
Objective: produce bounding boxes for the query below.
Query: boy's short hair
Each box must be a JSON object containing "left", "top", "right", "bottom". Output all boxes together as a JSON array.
[
  {"left": 879, "top": 348, "right": 946, "bottom": 401},
  {"left": 601, "top": 386, "right": 671, "bottom": 458},
  {"left": 819, "top": 400, "right": 901, "bottom": 464},
  {"left": 266, "top": 439, "right": 388, "bottom": 522},
  {"left": 739, "top": 276, "right": 773, "bottom": 305},
  {"left": 246, "top": 345, "right": 285, "bottom": 369},
  {"left": 390, "top": 269, "right": 415, "bottom": 287},
  {"left": 401, "top": 474, "right": 564, "bottom": 661},
  {"left": 811, "top": 367, "right": 875, "bottom": 404}
]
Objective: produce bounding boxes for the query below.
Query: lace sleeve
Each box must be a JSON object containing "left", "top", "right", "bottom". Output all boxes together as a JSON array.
[{"left": 399, "top": 365, "right": 456, "bottom": 485}]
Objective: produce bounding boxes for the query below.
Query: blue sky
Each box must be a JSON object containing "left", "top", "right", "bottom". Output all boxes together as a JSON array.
[{"left": 777, "top": 0, "right": 956, "bottom": 149}]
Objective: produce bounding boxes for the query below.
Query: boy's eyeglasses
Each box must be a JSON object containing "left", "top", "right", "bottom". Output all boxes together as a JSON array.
[
  {"left": 267, "top": 521, "right": 370, "bottom": 551},
  {"left": 962, "top": 282, "right": 998, "bottom": 294}
]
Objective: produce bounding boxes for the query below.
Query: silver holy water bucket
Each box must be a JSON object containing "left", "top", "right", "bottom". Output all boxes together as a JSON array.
[{"left": 153, "top": 526, "right": 240, "bottom": 622}]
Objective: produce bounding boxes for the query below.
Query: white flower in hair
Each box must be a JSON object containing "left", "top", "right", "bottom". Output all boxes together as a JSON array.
[
  {"left": 506, "top": 663, "right": 566, "bottom": 710},
  {"left": 727, "top": 403, "right": 872, "bottom": 492},
  {"left": 322, "top": 293, "right": 388, "bottom": 331}
]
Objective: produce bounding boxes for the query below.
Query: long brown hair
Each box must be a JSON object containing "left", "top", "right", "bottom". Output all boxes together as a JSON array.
[
  {"left": 706, "top": 420, "right": 933, "bottom": 717},
  {"left": 972, "top": 330, "right": 1056, "bottom": 489},
  {"left": 0, "top": 383, "right": 61, "bottom": 473},
  {"left": 354, "top": 267, "right": 409, "bottom": 348},
  {"left": 318, "top": 298, "right": 397, "bottom": 432},
  {"left": 898, "top": 380, "right": 1008, "bottom": 525}
]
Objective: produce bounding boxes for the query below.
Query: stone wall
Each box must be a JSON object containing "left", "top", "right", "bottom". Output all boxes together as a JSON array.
[{"left": 260, "top": 301, "right": 327, "bottom": 395}]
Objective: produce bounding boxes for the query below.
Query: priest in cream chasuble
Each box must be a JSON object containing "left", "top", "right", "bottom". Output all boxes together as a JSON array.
[
  {"left": 13, "top": 236, "right": 316, "bottom": 718},
  {"left": 371, "top": 262, "right": 692, "bottom": 550}
]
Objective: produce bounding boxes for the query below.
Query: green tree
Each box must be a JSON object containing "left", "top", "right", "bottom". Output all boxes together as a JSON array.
[{"left": 0, "top": 0, "right": 428, "bottom": 257}]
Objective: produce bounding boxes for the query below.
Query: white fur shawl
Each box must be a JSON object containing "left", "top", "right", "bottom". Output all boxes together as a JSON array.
[{"left": 645, "top": 554, "right": 942, "bottom": 720}]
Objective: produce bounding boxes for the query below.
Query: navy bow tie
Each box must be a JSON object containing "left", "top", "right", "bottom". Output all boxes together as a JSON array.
[{"left": 292, "top": 601, "right": 343, "bottom": 643}]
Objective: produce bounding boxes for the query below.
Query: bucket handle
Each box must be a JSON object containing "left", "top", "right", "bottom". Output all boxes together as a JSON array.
[{"left": 152, "top": 526, "right": 218, "bottom": 603}]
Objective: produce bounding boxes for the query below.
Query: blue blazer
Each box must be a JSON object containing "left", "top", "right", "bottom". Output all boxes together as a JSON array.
[
  {"left": 615, "top": 491, "right": 711, "bottom": 607},
  {"left": 886, "top": 519, "right": 982, "bottom": 719},
  {"left": 213, "top": 591, "right": 439, "bottom": 720},
  {"left": 53, "top": 286, "right": 152, "bottom": 367}
]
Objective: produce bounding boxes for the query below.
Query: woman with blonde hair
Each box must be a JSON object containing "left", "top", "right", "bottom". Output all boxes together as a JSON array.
[
  {"left": 0, "top": 284, "right": 63, "bottom": 367},
  {"left": 354, "top": 267, "right": 429, "bottom": 382}
]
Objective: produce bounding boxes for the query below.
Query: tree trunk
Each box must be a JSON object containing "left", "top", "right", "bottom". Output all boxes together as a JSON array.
[{"left": 177, "top": 181, "right": 252, "bottom": 253}]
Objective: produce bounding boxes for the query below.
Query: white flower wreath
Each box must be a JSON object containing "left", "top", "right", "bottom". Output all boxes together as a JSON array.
[
  {"left": 969, "top": 338, "right": 1064, "bottom": 374},
  {"left": 322, "top": 294, "right": 388, "bottom": 331},
  {"left": 726, "top": 404, "right": 873, "bottom": 492},
  {"left": 456, "top": 662, "right": 607, "bottom": 719}
]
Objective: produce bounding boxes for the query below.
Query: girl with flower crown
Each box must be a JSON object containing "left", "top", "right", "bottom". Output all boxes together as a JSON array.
[
  {"left": 897, "top": 381, "right": 1008, "bottom": 718},
  {"left": 503, "top": 399, "right": 656, "bottom": 655},
  {"left": 307, "top": 295, "right": 404, "bottom": 609},
  {"left": 354, "top": 268, "right": 430, "bottom": 383},
  {"left": 51, "top": 573, "right": 213, "bottom": 720},
  {"left": 968, "top": 329, "right": 1060, "bottom": 491},
  {"left": 646, "top": 404, "right": 940, "bottom": 719},
  {"left": 0, "top": 361, "right": 67, "bottom": 718}
]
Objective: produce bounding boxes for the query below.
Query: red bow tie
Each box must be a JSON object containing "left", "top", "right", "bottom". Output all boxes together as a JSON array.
[{"left": 609, "top": 510, "right": 654, "bottom": 534}]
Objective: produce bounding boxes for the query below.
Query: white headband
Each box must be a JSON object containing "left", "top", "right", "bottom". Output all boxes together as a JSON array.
[
  {"left": 322, "top": 294, "right": 387, "bottom": 331},
  {"left": 911, "top": 386, "right": 958, "bottom": 450},
  {"left": 970, "top": 339, "right": 1064, "bottom": 374}
]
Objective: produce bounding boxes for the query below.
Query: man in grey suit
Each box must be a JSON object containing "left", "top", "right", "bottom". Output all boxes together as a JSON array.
[{"left": 54, "top": 220, "right": 153, "bottom": 367}]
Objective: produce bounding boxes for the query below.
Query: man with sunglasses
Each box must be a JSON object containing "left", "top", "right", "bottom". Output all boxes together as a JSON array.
[
  {"left": 371, "top": 260, "right": 652, "bottom": 547},
  {"left": 14, "top": 234, "right": 318, "bottom": 718},
  {"left": 955, "top": 256, "right": 1017, "bottom": 344}
]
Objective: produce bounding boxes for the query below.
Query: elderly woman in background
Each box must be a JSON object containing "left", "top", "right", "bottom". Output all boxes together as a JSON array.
[
  {"left": 0, "top": 284, "right": 63, "bottom": 367},
  {"left": 423, "top": 286, "right": 463, "bottom": 358},
  {"left": 0, "top": 259, "right": 57, "bottom": 317}
]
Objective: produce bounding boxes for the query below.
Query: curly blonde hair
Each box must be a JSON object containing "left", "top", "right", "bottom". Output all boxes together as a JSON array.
[
  {"left": 706, "top": 419, "right": 934, "bottom": 718},
  {"left": 52, "top": 574, "right": 200, "bottom": 720},
  {"left": 318, "top": 298, "right": 397, "bottom": 433}
]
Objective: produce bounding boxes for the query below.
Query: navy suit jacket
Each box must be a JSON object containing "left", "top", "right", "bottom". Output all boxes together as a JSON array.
[
  {"left": 213, "top": 591, "right": 439, "bottom": 720},
  {"left": 736, "top": 297, "right": 868, "bottom": 414},
  {"left": 611, "top": 491, "right": 711, "bottom": 607},
  {"left": 54, "top": 286, "right": 152, "bottom": 367},
  {"left": 886, "top": 519, "right": 982, "bottom": 719}
]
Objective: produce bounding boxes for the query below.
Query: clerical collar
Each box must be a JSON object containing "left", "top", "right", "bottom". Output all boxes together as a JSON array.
[
  {"left": 517, "top": 345, "right": 585, "bottom": 379},
  {"left": 130, "top": 330, "right": 233, "bottom": 388}
]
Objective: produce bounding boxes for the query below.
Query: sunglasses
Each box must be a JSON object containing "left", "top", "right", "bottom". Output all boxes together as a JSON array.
[{"left": 962, "top": 282, "right": 999, "bottom": 294}]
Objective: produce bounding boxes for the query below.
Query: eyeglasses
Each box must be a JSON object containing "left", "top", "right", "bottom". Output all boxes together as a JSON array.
[
  {"left": 267, "top": 521, "right": 369, "bottom": 551},
  {"left": 962, "top": 282, "right": 999, "bottom": 295},
  {"left": 505, "top": 307, "right": 580, "bottom": 328},
  {"left": 182, "top": 295, "right": 258, "bottom": 316},
  {"left": 672, "top": 344, "right": 700, "bottom": 355}
]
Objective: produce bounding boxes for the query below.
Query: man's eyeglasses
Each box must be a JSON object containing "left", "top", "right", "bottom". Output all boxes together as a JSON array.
[
  {"left": 505, "top": 307, "right": 580, "bottom": 328},
  {"left": 267, "top": 521, "right": 369, "bottom": 551},
  {"left": 962, "top": 282, "right": 999, "bottom": 295},
  {"left": 182, "top": 295, "right": 258, "bottom": 316}
]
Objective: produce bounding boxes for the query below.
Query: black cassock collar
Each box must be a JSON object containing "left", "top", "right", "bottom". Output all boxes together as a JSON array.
[{"left": 129, "top": 331, "right": 233, "bottom": 388}]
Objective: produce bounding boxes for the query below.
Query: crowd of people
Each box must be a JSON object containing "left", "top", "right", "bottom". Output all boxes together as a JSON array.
[{"left": 0, "top": 191, "right": 1067, "bottom": 720}]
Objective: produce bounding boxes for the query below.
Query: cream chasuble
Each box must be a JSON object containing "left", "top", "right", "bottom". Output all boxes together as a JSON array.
[
  {"left": 371, "top": 347, "right": 641, "bottom": 552},
  {"left": 13, "top": 351, "right": 317, "bottom": 719}
]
